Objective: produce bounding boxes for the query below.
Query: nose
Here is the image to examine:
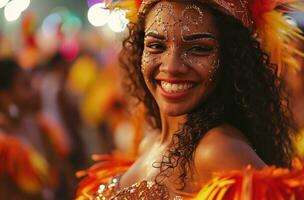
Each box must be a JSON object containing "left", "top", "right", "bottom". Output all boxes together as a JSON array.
[{"left": 159, "top": 48, "right": 188, "bottom": 75}]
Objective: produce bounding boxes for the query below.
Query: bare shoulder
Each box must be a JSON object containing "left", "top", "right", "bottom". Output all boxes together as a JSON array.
[{"left": 194, "top": 124, "right": 266, "bottom": 182}]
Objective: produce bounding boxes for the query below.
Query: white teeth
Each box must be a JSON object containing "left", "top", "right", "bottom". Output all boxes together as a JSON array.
[{"left": 160, "top": 81, "right": 194, "bottom": 93}]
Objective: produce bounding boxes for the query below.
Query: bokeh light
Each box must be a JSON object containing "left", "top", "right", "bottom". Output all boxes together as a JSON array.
[
  {"left": 41, "top": 13, "right": 62, "bottom": 37},
  {"left": 4, "top": 1, "right": 22, "bottom": 21},
  {"left": 0, "top": 0, "right": 9, "bottom": 9},
  {"left": 13, "top": 0, "right": 31, "bottom": 12},
  {"left": 107, "top": 8, "right": 129, "bottom": 32},
  {"left": 3, "top": 0, "right": 31, "bottom": 22},
  {"left": 61, "top": 15, "right": 82, "bottom": 35},
  {"left": 60, "top": 39, "right": 80, "bottom": 61},
  {"left": 87, "top": 3, "right": 110, "bottom": 27}
]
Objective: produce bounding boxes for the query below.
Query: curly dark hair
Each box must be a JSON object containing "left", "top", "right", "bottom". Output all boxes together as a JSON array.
[{"left": 119, "top": 1, "right": 298, "bottom": 190}]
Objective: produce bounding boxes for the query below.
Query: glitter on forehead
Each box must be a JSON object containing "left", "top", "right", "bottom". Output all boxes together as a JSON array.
[
  {"left": 146, "top": 2, "right": 214, "bottom": 46},
  {"left": 145, "top": 1, "right": 184, "bottom": 45},
  {"left": 139, "top": 0, "right": 254, "bottom": 31},
  {"left": 181, "top": 4, "right": 208, "bottom": 41},
  {"left": 182, "top": 4, "right": 204, "bottom": 27},
  {"left": 183, "top": 4, "right": 205, "bottom": 20},
  {"left": 144, "top": 2, "right": 175, "bottom": 39}
]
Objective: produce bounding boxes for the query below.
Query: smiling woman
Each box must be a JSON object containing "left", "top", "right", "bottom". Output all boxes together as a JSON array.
[{"left": 76, "top": 0, "right": 304, "bottom": 199}]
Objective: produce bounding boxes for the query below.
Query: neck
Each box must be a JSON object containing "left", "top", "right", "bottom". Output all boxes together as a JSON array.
[{"left": 159, "top": 113, "right": 187, "bottom": 144}]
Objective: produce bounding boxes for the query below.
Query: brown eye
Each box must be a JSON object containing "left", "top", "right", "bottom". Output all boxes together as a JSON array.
[
  {"left": 146, "top": 43, "right": 166, "bottom": 53},
  {"left": 188, "top": 46, "right": 213, "bottom": 55}
]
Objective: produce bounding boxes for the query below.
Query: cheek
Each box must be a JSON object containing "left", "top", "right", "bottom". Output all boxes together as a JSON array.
[
  {"left": 141, "top": 50, "right": 151, "bottom": 73},
  {"left": 141, "top": 50, "right": 161, "bottom": 80},
  {"left": 182, "top": 53, "right": 220, "bottom": 83},
  {"left": 205, "top": 57, "right": 220, "bottom": 83}
]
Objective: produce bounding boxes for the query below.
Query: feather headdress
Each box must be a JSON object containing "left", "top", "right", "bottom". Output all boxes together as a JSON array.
[{"left": 105, "top": 0, "right": 304, "bottom": 76}]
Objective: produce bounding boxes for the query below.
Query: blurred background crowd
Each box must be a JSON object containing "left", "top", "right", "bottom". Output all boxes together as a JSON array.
[
  {"left": 0, "top": 0, "right": 303, "bottom": 199},
  {"left": 0, "top": 0, "right": 141, "bottom": 199}
]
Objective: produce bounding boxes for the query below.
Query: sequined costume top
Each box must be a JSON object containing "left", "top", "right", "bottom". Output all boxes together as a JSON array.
[
  {"left": 94, "top": 175, "right": 183, "bottom": 200},
  {"left": 75, "top": 154, "right": 304, "bottom": 200}
]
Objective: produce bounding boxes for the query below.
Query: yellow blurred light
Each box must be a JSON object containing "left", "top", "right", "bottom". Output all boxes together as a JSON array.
[{"left": 67, "top": 55, "right": 98, "bottom": 94}]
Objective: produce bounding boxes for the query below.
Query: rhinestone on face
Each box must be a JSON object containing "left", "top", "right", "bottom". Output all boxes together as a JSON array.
[
  {"left": 143, "top": 1, "right": 220, "bottom": 81},
  {"left": 181, "top": 4, "right": 205, "bottom": 42}
]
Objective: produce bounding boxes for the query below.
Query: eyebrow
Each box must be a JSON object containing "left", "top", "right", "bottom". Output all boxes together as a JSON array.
[
  {"left": 145, "top": 32, "right": 167, "bottom": 40},
  {"left": 183, "top": 33, "right": 216, "bottom": 41}
]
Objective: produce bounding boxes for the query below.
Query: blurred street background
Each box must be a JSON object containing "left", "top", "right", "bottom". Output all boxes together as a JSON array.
[{"left": 0, "top": 0, "right": 137, "bottom": 199}]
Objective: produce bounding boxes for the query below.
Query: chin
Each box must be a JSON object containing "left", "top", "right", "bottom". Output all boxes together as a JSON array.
[{"left": 161, "top": 106, "right": 190, "bottom": 117}]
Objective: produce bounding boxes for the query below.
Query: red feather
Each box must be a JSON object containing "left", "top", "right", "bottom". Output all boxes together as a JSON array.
[
  {"left": 250, "top": 0, "right": 277, "bottom": 27},
  {"left": 135, "top": 0, "right": 142, "bottom": 9}
]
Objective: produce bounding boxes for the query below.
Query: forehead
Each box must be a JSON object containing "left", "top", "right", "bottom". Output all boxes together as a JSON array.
[{"left": 144, "top": 1, "right": 218, "bottom": 34}]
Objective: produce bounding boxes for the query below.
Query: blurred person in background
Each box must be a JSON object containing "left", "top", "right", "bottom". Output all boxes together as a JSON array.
[
  {"left": 66, "top": 52, "right": 116, "bottom": 156},
  {"left": 0, "top": 58, "right": 53, "bottom": 199},
  {"left": 0, "top": 57, "right": 84, "bottom": 199},
  {"left": 38, "top": 53, "right": 88, "bottom": 169},
  {"left": 0, "top": 58, "right": 38, "bottom": 137},
  {"left": 33, "top": 52, "right": 91, "bottom": 198}
]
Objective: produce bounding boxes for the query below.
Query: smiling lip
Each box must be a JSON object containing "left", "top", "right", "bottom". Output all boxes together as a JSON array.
[
  {"left": 157, "top": 79, "right": 196, "bottom": 100},
  {"left": 157, "top": 79, "right": 196, "bottom": 84}
]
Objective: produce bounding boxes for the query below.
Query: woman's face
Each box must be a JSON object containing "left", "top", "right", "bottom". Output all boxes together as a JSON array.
[{"left": 142, "top": 1, "right": 220, "bottom": 116}]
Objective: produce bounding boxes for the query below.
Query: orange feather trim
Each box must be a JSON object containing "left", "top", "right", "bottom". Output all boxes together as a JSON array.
[
  {"left": 75, "top": 152, "right": 135, "bottom": 200},
  {"left": 0, "top": 134, "right": 49, "bottom": 194},
  {"left": 250, "top": 0, "right": 304, "bottom": 76},
  {"left": 195, "top": 162, "right": 304, "bottom": 200}
]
